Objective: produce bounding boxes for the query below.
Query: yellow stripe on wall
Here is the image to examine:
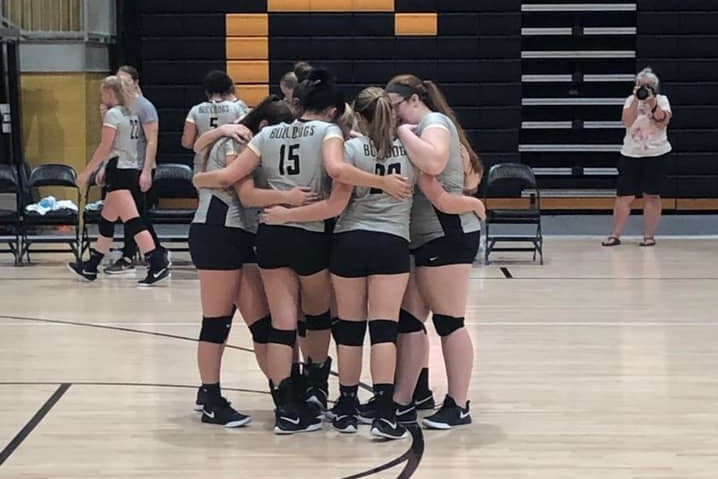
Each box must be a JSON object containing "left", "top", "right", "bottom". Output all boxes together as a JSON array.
[
  {"left": 395, "top": 13, "right": 437, "bottom": 36},
  {"left": 226, "top": 37, "right": 269, "bottom": 60},
  {"left": 226, "top": 14, "right": 268, "bottom": 37},
  {"left": 235, "top": 84, "right": 271, "bottom": 107},
  {"left": 227, "top": 61, "right": 269, "bottom": 84}
]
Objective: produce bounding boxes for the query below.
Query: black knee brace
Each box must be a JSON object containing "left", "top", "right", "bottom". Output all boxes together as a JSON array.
[
  {"left": 331, "top": 319, "right": 367, "bottom": 346},
  {"left": 269, "top": 327, "right": 297, "bottom": 347},
  {"left": 98, "top": 216, "right": 115, "bottom": 238},
  {"left": 369, "top": 319, "right": 398, "bottom": 345},
  {"left": 125, "top": 216, "right": 147, "bottom": 238},
  {"left": 297, "top": 318, "right": 307, "bottom": 338},
  {"left": 248, "top": 315, "right": 271, "bottom": 344},
  {"left": 398, "top": 309, "right": 426, "bottom": 334},
  {"left": 199, "top": 315, "right": 233, "bottom": 344},
  {"left": 432, "top": 314, "right": 465, "bottom": 337},
  {"left": 305, "top": 310, "right": 332, "bottom": 331}
]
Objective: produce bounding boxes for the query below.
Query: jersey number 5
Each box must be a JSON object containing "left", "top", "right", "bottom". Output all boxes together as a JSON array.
[
  {"left": 129, "top": 119, "right": 141, "bottom": 140},
  {"left": 279, "top": 144, "right": 300, "bottom": 175},
  {"left": 370, "top": 163, "right": 401, "bottom": 194},
  {"left": 210, "top": 117, "right": 218, "bottom": 128}
]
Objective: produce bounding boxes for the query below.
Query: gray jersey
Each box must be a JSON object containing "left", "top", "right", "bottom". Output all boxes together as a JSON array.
[
  {"left": 135, "top": 95, "right": 159, "bottom": 169},
  {"left": 103, "top": 106, "right": 140, "bottom": 170},
  {"left": 186, "top": 99, "right": 247, "bottom": 172},
  {"left": 248, "top": 119, "right": 343, "bottom": 232},
  {"left": 335, "top": 137, "right": 417, "bottom": 241},
  {"left": 410, "top": 112, "right": 481, "bottom": 248},
  {"left": 193, "top": 138, "right": 254, "bottom": 230}
]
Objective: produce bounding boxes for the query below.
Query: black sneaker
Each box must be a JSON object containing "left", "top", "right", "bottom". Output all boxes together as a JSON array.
[
  {"left": 67, "top": 262, "right": 97, "bottom": 282},
  {"left": 422, "top": 396, "right": 472, "bottom": 430},
  {"left": 274, "top": 404, "right": 323, "bottom": 435},
  {"left": 305, "top": 357, "right": 331, "bottom": 416},
  {"left": 395, "top": 401, "right": 418, "bottom": 424},
  {"left": 103, "top": 257, "right": 135, "bottom": 275},
  {"left": 357, "top": 396, "right": 376, "bottom": 425},
  {"left": 201, "top": 397, "right": 251, "bottom": 428},
  {"left": 194, "top": 387, "right": 207, "bottom": 412},
  {"left": 329, "top": 395, "right": 359, "bottom": 434},
  {"left": 371, "top": 416, "right": 409, "bottom": 440},
  {"left": 137, "top": 253, "right": 170, "bottom": 287},
  {"left": 414, "top": 390, "right": 436, "bottom": 410}
]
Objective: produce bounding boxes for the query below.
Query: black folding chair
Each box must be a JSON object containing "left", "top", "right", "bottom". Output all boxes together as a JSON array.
[
  {"left": 0, "top": 164, "right": 22, "bottom": 265},
  {"left": 484, "top": 163, "right": 543, "bottom": 265},
  {"left": 147, "top": 163, "right": 197, "bottom": 251},
  {"left": 21, "top": 164, "right": 81, "bottom": 263}
]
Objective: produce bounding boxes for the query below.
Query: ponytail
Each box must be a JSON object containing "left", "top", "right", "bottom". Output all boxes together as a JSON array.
[
  {"left": 387, "top": 75, "right": 483, "bottom": 176},
  {"left": 353, "top": 87, "right": 395, "bottom": 160}
]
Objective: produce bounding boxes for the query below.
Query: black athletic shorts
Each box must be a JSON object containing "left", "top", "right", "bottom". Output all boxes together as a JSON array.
[
  {"left": 411, "top": 231, "right": 480, "bottom": 267},
  {"left": 616, "top": 153, "right": 668, "bottom": 196},
  {"left": 239, "top": 229, "right": 257, "bottom": 264},
  {"left": 104, "top": 158, "right": 140, "bottom": 193},
  {"left": 255, "top": 224, "right": 330, "bottom": 276},
  {"left": 189, "top": 223, "right": 244, "bottom": 270},
  {"left": 330, "top": 230, "right": 410, "bottom": 278}
]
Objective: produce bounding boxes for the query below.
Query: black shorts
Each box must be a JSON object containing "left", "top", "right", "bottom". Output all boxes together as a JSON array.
[
  {"left": 255, "top": 224, "right": 330, "bottom": 276},
  {"left": 411, "top": 231, "right": 480, "bottom": 267},
  {"left": 239, "top": 229, "right": 257, "bottom": 264},
  {"left": 188, "top": 223, "right": 244, "bottom": 270},
  {"left": 330, "top": 230, "right": 410, "bottom": 278},
  {"left": 104, "top": 158, "right": 139, "bottom": 193},
  {"left": 616, "top": 153, "right": 668, "bottom": 196}
]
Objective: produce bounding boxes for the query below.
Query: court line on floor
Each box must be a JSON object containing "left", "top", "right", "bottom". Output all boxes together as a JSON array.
[
  {"left": 0, "top": 383, "right": 71, "bottom": 467},
  {"left": 500, "top": 267, "right": 513, "bottom": 279},
  {"left": 0, "top": 315, "right": 425, "bottom": 478}
]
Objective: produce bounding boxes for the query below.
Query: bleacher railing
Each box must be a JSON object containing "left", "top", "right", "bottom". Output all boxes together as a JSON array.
[{"left": 1, "top": 0, "right": 114, "bottom": 41}]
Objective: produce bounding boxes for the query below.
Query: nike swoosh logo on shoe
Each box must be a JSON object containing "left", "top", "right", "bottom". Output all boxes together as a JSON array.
[
  {"left": 153, "top": 268, "right": 167, "bottom": 279},
  {"left": 203, "top": 410, "right": 215, "bottom": 419},
  {"left": 380, "top": 418, "right": 398, "bottom": 429},
  {"left": 459, "top": 411, "right": 471, "bottom": 420},
  {"left": 396, "top": 407, "right": 414, "bottom": 416},
  {"left": 281, "top": 416, "right": 301, "bottom": 425}
]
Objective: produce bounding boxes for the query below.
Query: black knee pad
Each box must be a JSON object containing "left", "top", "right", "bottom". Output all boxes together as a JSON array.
[
  {"left": 297, "top": 318, "right": 307, "bottom": 338},
  {"left": 248, "top": 315, "right": 271, "bottom": 344},
  {"left": 398, "top": 309, "right": 426, "bottom": 334},
  {"left": 199, "top": 315, "right": 233, "bottom": 344},
  {"left": 369, "top": 319, "right": 398, "bottom": 345},
  {"left": 98, "top": 216, "right": 115, "bottom": 238},
  {"left": 305, "top": 310, "right": 332, "bottom": 331},
  {"left": 331, "top": 319, "right": 366, "bottom": 346},
  {"left": 432, "top": 314, "right": 465, "bottom": 337},
  {"left": 269, "top": 327, "right": 297, "bottom": 347},
  {"left": 125, "top": 216, "right": 147, "bottom": 238}
]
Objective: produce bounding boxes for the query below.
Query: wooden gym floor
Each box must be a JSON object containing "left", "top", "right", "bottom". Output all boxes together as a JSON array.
[{"left": 0, "top": 238, "right": 716, "bottom": 478}]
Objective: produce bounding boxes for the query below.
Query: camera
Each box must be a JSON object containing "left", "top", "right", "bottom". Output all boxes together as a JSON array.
[{"left": 635, "top": 85, "right": 654, "bottom": 100}]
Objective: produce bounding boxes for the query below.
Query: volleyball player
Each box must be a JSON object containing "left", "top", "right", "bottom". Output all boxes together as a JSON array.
[
  {"left": 192, "top": 69, "right": 411, "bottom": 434},
  {"left": 191, "top": 96, "right": 306, "bottom": 427},
  {"left": 385, "top": 75, "right": 484, "bottom": 430},
  {"left": 102, "top": 66, "right": 165, "bottom": 275},
  {"left": 69, "top": 76, "right": 169, "bottom": 286},
  {"left": 263, "top": 87, "right": 485, "bottom": 438},
  {"left": 182, "top": 70, "right": 249, "bottom": 172}
]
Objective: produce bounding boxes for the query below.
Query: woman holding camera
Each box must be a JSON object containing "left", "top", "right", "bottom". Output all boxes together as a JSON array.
[{"left": 603, "top": 67, "right": 672, "bottom": 247}]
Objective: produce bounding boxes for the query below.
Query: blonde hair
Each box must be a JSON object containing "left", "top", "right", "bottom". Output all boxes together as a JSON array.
[
  {"left": 387, "top": 74, "right": 482, "bottom": 177},
  {"left": 101, "top": 75, "right": 137, "bottom": 114},
  {"left": 353, "top": 87, "right": 395, "bottom": 161},
  {"left": 336, "top": 102, "right": 357, "bottom": 140}
]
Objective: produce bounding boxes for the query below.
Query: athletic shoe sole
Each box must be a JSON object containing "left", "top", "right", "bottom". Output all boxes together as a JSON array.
[
  {"left": 273, "top": 422, "right": 322, "bottom": 435},
  {"left": 370, "top": 427, "right": 409, "bottom": 440},
  {"left": 103, "top": 268, "right": 135, "bottom": 275}
]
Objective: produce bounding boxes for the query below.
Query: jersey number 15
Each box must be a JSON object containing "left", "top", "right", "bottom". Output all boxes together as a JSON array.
[{"left": 279, "top": 144, "right": 300, "bottom": 175}]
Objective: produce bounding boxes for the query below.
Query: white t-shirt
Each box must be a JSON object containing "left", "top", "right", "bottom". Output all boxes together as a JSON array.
[{"left": 620, "top": 94, "right": 672, "bottom": 158}]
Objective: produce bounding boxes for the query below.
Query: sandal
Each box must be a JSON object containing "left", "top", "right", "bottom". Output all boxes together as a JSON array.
[
  {"left": 601, "top": 236, "right": 621, "bottom": 247},
  {"left": 639, "top": 237, "right": 656, "bottom": 247}
]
